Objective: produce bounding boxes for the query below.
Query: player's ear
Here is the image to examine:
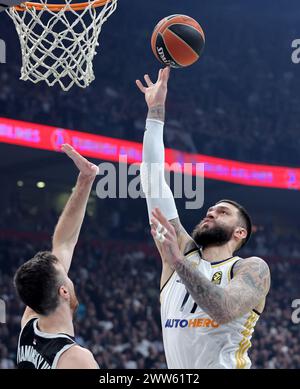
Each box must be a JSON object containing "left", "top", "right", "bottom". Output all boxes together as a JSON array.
[
  {"left": 234, "top": 227, "right": 247, "bottom": 241},
  {"left": 58, "top": 285, "right": 69, "bottom": 300}
]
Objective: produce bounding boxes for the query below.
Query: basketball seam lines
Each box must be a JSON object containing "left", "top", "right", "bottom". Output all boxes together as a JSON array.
[
  {"left": 164, "top": 28, "right": 200, "bottom": 64},
  {"left": 159, "top": 33, "right": 180, "bottom": 67},
  {"left": 160, "top": 19, "right": 179, "bottom": 35},
  {"left": 167, "top": 22, "right": 205, "bottom": 42}
]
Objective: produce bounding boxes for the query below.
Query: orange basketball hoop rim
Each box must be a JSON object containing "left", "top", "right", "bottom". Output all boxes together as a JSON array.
[{"left": 15, "top": 0, "right": 111, "bottom": 12}]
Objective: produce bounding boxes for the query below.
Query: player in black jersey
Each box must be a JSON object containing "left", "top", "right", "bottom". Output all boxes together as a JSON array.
[{"left": 14, "top": 144, "right": 99, "bottom": 369}]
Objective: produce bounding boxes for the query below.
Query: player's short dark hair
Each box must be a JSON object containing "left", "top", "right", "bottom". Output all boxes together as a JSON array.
[
  {"left": 14, "top": 251, "right": 63, "bottom": 316},
  {"left": 216, "top": 199, "right": 252, "bottom": 249}
]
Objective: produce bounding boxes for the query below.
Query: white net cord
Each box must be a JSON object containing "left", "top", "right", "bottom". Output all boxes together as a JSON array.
[{"left": 7, "top": 0, "right": 118, "bottom": 91}]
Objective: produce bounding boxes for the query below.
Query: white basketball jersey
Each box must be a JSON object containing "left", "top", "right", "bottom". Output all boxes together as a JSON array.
[{"left": 161, "top": 251, "right": 260, "bottom": 369}]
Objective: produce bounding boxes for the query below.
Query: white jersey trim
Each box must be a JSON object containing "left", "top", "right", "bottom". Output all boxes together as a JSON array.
[
  {"left": 17, "top": 318, "right": 29, "bottom": 364},
  {"left": 33, "top": 319, "right": 75, "bottom": 342},
  {"left": 52, "top": 343, "right": 76, "bottom": 369}
]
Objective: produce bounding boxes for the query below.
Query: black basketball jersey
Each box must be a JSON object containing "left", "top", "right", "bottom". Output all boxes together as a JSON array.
[{"left": 17, "top": 318, "right": 76, "bottom": 369}]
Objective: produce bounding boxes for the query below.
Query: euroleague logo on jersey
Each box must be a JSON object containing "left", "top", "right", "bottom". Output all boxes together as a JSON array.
[{"left": 211, "top": 271, "right": 222, "bottom": 285}]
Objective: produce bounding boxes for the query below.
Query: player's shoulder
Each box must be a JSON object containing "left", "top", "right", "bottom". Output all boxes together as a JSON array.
[
  {"left": 235, "top": 256, "right": 270, "bottom": 270},
  {"left": 233, "top": 256, "right": 271, "bottom": 286},
  {"left": 57, "top": 345, "right": 99, "bottom": 369}
]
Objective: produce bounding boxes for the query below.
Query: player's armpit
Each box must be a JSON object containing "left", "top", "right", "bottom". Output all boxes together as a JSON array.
[{"left": 56, "top": 345, "right": 99, "bottom": 369}]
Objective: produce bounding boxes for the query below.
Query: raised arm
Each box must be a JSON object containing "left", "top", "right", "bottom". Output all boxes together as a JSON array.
[
  {"left": 52, "top": 144, "right": 99, "bottom": 273},
  {"left": 151, "top": 209, "right": 271, "bottom": 324},
  {"left": 136, "top": 68, "right": 194, "bottom": 288},
  {"left": 21, "top": 145, "right": 99, "bottom": 327}
]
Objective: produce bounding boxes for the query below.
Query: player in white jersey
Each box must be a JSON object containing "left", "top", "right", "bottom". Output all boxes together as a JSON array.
[{"left": 136, "top": 67, "right": 271, "bottom": 369}]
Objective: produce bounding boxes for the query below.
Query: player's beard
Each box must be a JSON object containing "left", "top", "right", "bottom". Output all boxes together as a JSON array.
[
  {"left": 192, "top": 222, "right": 235, "bottom": 249},
  {"left": 69, "top": 289, "right": 79, "bottom": 318}
]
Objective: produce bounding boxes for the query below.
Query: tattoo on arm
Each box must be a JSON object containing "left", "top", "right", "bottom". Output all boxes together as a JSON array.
[
  {"left": 169, "top": 218, "right": 184, "bottom": 238},
  {"left": 147, "top": 105, "right": 165, "bottom": 122},
  {"left": 154, "top": 218, "right": 193, "bottom": 269},
  {"left": 154, "top": 219, "right": 184, "bottom": 259},
  {"left": 174, "top": 257, "right": 270, "bottom": 324},
  {"left": 169, "top": 218, "right": 195, "bottom": 253}
]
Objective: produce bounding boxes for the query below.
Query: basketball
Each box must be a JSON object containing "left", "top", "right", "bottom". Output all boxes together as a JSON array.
[{"left": 151, "top": 14, "right": 205, "bottom": 68}]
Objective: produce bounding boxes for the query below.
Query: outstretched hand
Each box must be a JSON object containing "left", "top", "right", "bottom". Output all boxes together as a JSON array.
[
  {"left": 61, "top": 144, "right": 99, "bottom": 178},
  {"left": 136, "top": 67, "right": 171, "bottom": 109},
  {"left": 150, "top": 207, "right": 183, "bottom": 268}
]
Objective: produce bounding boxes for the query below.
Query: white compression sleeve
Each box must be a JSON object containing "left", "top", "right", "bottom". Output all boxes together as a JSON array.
[{"left": 140, "top": 119, "right": 179, "bottom": 224}]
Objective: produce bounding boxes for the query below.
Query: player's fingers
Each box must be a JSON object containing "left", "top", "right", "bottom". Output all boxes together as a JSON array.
[
  {"left": 151, "top": 228, "right": 158, "bottom": 237},
  {"left": 157, "top": 69, "right": 163, "bottom": 82},
  {"left": 151, "top": 228, "right": 172, "bottom": 244},
  {"left": 62, "top": 144, "right": 90, "bottom": 170},
  {"left": 151, "top": 212, "right": 175, "bottom": 240},
  {"left": 90, "top": 164, "right": 99, "bottom": 175},
  {"left": 61, "top": 143, "right": 73, "bottom": 153},
  {"left": 136, "top": 79, "right": 146, "bottom": 93},
  {"left": 151, "top": 226, "right": 162, "bottom": 240},
  {"left": 154, "top": 207, "right": 169, "bottom": 222},
  {"left": 162, "top": 66, "right": 171, "bottom": 83},
  {"left": 151, "top": 228, "right": 164, "bottom": 243},
  {"left": 150, "top": 215, "right": 160, "bottom": 230},
  {"left": 153, "top": 208, "right": 176, "bottom": 238},
  {"left": 153, "top": 207, "right": 173, "bottom": 230},
  {"left": 144, "top": 74, "right": 153, "bottom": 87},
  {"left": 152, "top": 208, "right": 168, "bottom": 226},
  {"left": 61, "top": 144, "right": 80, "bottom": 159},
  {"left": 65, "top": 149, "right": 82, "bottom": 161},
  {"left": 165, "top": 66, "right": 171, "bottom": 80},
  {"left": 150, "top": 217, "right": 169, "bottom": 236}
]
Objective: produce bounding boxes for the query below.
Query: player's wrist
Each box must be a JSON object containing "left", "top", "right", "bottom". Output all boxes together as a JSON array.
[
  {"left": 168, "top": 254, "right": 184, "bottom": 271},
  {"left": 77, "top": 172, "right": 96, "bottom": 185},
  {"left": 147, "top": 104, "right": 165, "bottom": 122},
  {"left": 173, "top": 253, "right": 189, "bottom": 267}
]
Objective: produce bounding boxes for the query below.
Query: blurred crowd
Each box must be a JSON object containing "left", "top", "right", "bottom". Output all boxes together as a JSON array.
[
  {"left": 0, "top": 237, "right": 166, "bottom": 369},
  {"left": 0, "top": 1, "right": 300, "bottom": 166},
  {"left": 0, "top": 200, "right": 300, "bottom": 369}
]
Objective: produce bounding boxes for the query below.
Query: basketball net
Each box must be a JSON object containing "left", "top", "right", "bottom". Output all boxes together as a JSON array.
[{"left": 7, "top": 0, "right": 118, "bottom": 91}]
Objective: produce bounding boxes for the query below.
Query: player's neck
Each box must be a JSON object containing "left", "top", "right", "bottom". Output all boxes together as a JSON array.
[
  {"left": 38, "top": 305, "right": 74, "bottom": 337},
  {"left": 201, "top": 245, "right": 234, "bottom": 263}
]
